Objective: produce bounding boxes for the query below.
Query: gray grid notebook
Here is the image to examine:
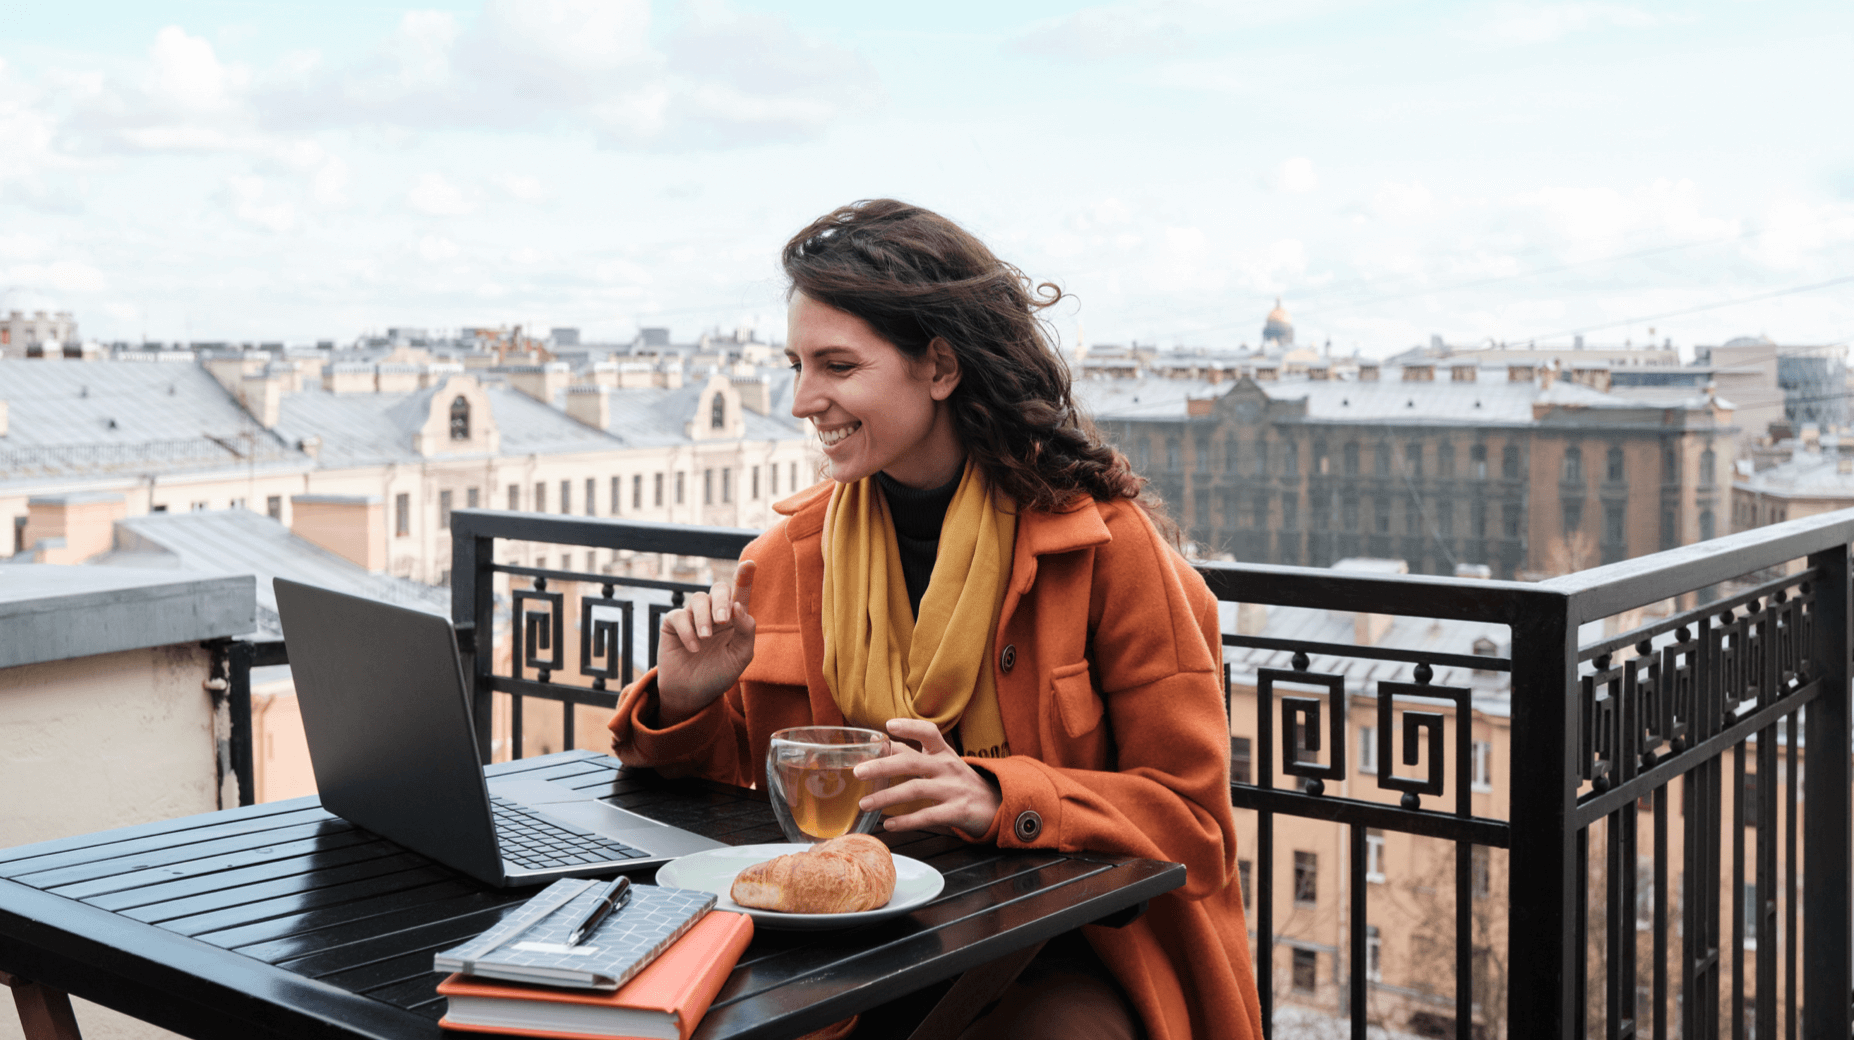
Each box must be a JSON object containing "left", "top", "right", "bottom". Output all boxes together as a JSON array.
[{"left": 435, "top": 879, "right": 717, "bottom": 990}]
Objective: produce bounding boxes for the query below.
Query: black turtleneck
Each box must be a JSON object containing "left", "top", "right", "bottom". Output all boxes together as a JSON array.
[{"left": 876, "top": 469, "right": 961, "bottom": 618}]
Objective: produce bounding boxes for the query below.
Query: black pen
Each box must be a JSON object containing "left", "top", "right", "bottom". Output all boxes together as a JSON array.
[{"left": 562, "top": 876, "right": 632, "bottom": 947}]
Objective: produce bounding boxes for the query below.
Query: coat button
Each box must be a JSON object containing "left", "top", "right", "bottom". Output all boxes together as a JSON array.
[
  {"left": 1013, "top": 810, "right": 1042, "bottom": 842},
  {"left": 999, "top": 644, "right": 1017, "bottom": 674}
]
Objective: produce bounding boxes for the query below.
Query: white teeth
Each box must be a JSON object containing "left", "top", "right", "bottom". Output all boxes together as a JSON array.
[{"left": 818, "top": 424, "right": 858, "bottom": 446}]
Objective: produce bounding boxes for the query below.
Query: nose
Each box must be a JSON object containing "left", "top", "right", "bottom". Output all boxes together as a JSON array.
[{"left": 790, "top": 367, "right": 823, "bottom": 420}]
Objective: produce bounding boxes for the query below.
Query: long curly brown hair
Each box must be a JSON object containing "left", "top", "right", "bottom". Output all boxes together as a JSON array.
[{"left": 783, "top": 199, "right": 1172, "bottom": 530}]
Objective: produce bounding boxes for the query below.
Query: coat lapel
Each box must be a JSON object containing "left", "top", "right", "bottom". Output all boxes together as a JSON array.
[{"left": 782, "top": 488, "right": 846, "bottom": 726}]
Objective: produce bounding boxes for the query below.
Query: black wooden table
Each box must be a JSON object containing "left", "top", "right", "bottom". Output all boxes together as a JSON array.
[{"left": 0, "top": 750, "right": 1183, "bottom": 1040}]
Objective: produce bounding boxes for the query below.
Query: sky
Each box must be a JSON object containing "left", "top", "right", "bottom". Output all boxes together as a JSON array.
[{"left": 1, "top": 0, "right": 1850, "bottom": 356}]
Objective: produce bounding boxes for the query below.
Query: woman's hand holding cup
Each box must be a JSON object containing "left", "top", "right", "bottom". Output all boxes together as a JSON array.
[
  {"left": 656, "top": 560, "right": 757, "bottom": 725},
  {"left": 853, "top": 718, "right": 1002, "bottom": 838}
]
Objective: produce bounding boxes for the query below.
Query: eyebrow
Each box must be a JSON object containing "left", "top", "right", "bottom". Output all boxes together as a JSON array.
[{"left": 787, "top": 346, "right": 857, "bottom": 361}]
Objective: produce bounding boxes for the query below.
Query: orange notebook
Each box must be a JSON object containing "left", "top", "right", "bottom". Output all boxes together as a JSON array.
[{"left": 438, "top": 911, "right": 754, "bottom": 1040}]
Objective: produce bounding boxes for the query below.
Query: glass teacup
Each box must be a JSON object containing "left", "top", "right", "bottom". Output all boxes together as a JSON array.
[{"left": 766, "top": 726, "right": 891, "bottom": 844}]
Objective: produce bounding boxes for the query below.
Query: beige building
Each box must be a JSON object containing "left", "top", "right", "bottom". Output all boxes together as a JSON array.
[{"left": 0, "top": 310, "right": 79, "bottom": 358}]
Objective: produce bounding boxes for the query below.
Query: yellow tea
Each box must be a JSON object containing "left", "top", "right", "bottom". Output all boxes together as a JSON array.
[{"left": 775, "top": 759, "right": 880, "bottom": 839}]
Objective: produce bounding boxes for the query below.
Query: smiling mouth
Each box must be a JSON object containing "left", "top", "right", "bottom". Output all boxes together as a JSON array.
[{"left": 817, "top": 423, "right": 861, "bottom": 447}]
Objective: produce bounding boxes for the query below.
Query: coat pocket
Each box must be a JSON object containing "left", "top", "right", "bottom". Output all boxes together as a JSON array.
[
  {"left": 1050, "top": 660, "right": 1103, "bottom": 739},
  {"left": 741, "top": 625, "right": 806, "bottom": 687}
]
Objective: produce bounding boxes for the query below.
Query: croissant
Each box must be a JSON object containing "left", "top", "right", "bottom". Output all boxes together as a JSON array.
[{"left": 730, "top": 834, "right": 897, "bottom": 914}]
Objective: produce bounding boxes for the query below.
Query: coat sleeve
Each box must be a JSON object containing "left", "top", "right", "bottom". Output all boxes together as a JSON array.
[
  {"left": 976, "top": 505, "right": 1237, "bottom": 903},
  {"left": 609, "top": 668, "right": 755, "bottom": 786}
]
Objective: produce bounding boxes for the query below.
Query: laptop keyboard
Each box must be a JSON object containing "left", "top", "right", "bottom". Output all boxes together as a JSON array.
[{"left": 490, "top": 796, "right": 651, "bottom": 870}]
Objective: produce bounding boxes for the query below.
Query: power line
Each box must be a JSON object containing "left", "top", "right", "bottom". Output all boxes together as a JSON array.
[{"left": 1516, "top": 276, "right": 1854, "bottom": 345}]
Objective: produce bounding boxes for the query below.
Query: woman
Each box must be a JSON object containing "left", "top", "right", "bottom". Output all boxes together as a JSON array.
[{"left": 610, "top": 199, "right": 1262, "bottom": 1040}]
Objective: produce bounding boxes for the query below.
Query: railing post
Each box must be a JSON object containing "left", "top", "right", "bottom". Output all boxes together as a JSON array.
[
  {"left": 1802, "top": 543, "right": 1851, "bottom": 1038},
  {"left": 227, "top": 639, "right": 255, "bottom": 808},
  {"left": 453, "top": 515, "right": 495, "bottom": 765},
  {"left": 1505, "top": 591, "right": 1578, "bottom": 1039}
]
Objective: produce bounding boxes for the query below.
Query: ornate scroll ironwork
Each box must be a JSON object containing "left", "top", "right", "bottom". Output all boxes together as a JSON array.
[
  {"left": 1373, "top": 666, "right": 1470, "bottom": 812},
  {"left": 1259, "top": 662, "right": 1346, "bottom": 796},
  {"left": 512, "top": 581, "right": 565, "bottom": 683},
  {"left": 578, "top": 583, "right": 635, "bottom": 691}
]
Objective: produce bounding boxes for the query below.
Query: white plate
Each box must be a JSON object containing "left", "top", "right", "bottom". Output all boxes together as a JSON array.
[{"left": 655, "top": 843, "right": 945, "bottom": 931}]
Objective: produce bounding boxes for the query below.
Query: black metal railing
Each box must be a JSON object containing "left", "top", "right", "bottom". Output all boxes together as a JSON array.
[
  {"left": 205, "top": 635, "right": 286, "bottom": 808},
  {"left": 214, "top": 503, "right": 1852, "bottom": 1039}
]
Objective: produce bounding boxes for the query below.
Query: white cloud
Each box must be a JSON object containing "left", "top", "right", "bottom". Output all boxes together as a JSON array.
[
  {"left": 3, "top": 260, "right": 108, "bottom": 294},
  {"left": 419, "top": 235, "right": 460, "bottom": 261},
  {"left": 1457, "top": 3, "right": 1659, "bottom": 47},
  {"left": 1275, "top": 157, "right": 1318, "bottom": 194},
  {"left": 1373, "top": 181, "right": 1435, "bottom": 219},
  {"left": 222, "top": 174, "right": 297, "bottom": 232},
  {"left": 311, "top": 157, "right": 349, "bottom": 206},
  {"left": 497, "top": 174, "right": 549, "bottom": 202},
  {"left": 407, "top": 173, "right": 475, "bottom": 216}
]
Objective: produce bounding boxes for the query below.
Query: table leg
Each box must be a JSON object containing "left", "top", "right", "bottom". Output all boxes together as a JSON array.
[
  {"left": 0, "top": 971, "right": 83, "bottom": 1040},
  {"left": 903, "top": 940, "right": 1046, "bottom": 1040}
]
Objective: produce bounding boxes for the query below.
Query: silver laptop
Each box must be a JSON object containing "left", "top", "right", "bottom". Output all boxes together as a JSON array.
[{"left": 273, "top": 578, "right": 723, "bottom": 887}]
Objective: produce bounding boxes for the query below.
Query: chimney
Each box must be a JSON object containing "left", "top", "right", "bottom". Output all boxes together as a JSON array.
[
  {"left": 1451, "top": 364, "right": 1478, "bottom": 383},
  {"left": 290, "top": 495, "right": 384, "bottom": 572},
  {"left": 240, "top": 372, "right": 284, "bottom": 428},
  {"left": 23, "top": 492, "right": 127, "bottom": 564},
  {"left": 1507, "top": 364, "right": 1536, "bottom": 383},
  {"left": 617, "top": 363, "right": 654, "bottom": 389},
  {"left": 1537, "top": 362, "right": 1558, "bottom": 392},
  {"left": 587, "top": 362, "right": 619, "bottom": 388},
  {"left": 564, "top": 385, "right": 612, "bottom": 430},
  {"left": 1307, "top": 365, "right": 1331, "bottom": 381},
  {"left": 732, "top": 375, "right": 772, "bottom": 415},
  {"left": 505, "top": 362, "right": 571, "bottom": 403},
  {"left": 1186, "top": 396, "right": 1214, "bottom": 417},
  {"left": 1236, "top": 602, "right": 1269, "bottom": 636},
  {"left": 1402, "top": 364, "right": 1435, "bottom": 382},
  {"left": 297, "top": 435, "right": 321, "bottom": 459},
  {"left": 1358, "top": 363, "right": 1380, "bottom": 382},
  {"left": 324, "top": 363, "right": 377, "bottom": 394},
  {"left": 419, "top": 362, "right": 464, "bottom": 389}
]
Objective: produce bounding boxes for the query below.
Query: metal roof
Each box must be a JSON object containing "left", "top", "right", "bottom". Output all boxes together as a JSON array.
[
  {"left": 96, "top": 509, "right": 448, "bottom": 637},
  {"left": 271, "top": 385, "right": 626, "bottom": 468}
]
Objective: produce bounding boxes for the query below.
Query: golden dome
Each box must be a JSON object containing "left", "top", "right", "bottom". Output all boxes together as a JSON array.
[{"left": 1262, "top": 297, "right": 1293, "bottom": 345}]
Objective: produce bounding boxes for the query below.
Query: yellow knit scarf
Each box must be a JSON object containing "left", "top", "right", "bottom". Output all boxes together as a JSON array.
[{"left": 821, "top": 462, "right": 1015, "bottom": 759}]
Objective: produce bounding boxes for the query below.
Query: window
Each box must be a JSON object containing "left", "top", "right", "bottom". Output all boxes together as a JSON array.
[
  {"left": 771, "top": 462, "right": 780, "bottom": 496},
  {"left": 1291, "top": 949, "right": 1317, "bottom": 992},
  {"left": 632, "top": 475, "right": 642, "bottom": 511},
  {"left": 1135, "top": 440, "right": 1150, "bottom": 471},
  {"left": 560, "top": 480, "right": 572, "bottom": 515},
  {"left": 1743, "top": 772, "right": 1759, "bottom": 827},
  {"left": 1502, "top": 444, "right": 1521, "bottom": 479},
  {"left": 449, "top": 396, "right": 470, "bottom": 440},
  {"left": 654, "top": 472, "right": 664, "bottom": 507},
  {"left": 1405, "top": 442, "right": 1423, "bottom": 478},
  {"left": 1699, "top": 508, "right": 1715, "bottom": 541},
  {"left": 1472, "top": 740, "right": 1492, "bottom": 790},
  {"left": 1637, "top": 861, "right": 1655, "bottom": 930},
  {"left": 1438, "top": 503, "right": 1454, "bottom": 537},
  {"left": 1343, "top": 442, "right": 1360, "bottom": 475},
  {"left": 1166, "top": 440, "right": 1180, "bottom": 471},
  {"left": 1375, "top": 496, "right": 1391, "bottom": 534},
  {"left": 790, "top": 462, "right": 798, "bottom": 491},
  {"left": 1254, "top": 440, "right": 1269, "bottom": 478},
  {"left": 1472, "top": 845, "right": 1490, "bottom": 899},
  {"left": 1562, "top": 446, "right": 1584, "bottom": 484},
  {"left": 1743, "top": 882, "right": 1758, "bottom": 947},
  {"left": 1314, "top": 441, "right": 1329, "bottom": 475},
  {"left": 508, "top": 484, "right": 521, "bottom": 510},
  {"left": 1365, "top": 830, "right": 1386, "bottom": 884},
  {"left": 1293, "top": 851, "right": 1318, "bottom": 904},
  {"left": 1251, "top": 494, "right": 1267, "bottom": 529},
  {"left": 1438, "top": 442, "right": 1455, "bottom": 477},
  {"left": 704, "top": 469, "right": 714, "bottom": 506},
  {"left": 466, "top": 487, "right": 479, "bottom": 509},
  {"left": 1605, "top": 503, "right": 1626, "bottom": 544},
  {"left": 711, "top": 394, "right": 726, "bottom": 430},
  {"left": 1470, "top": 443, "right": 1487, "bottom": 480},
  {"left": 1562, "top": 500, "right": 1583, "bottom": 533},
  {"left": 1503, "top": 503, "right": 1521, "bottom": 539},
  {"left": 1472, "top": 501, "right": 1487, "bottom": 538},
  {"left": 1365, "top": 925, "right": 1383, "bottom": 982},
  {"left": 1194, "top": 438, "right": 1208, "bottom": 474},
  {"left": 722, "top": 467, "right": 732, "bottom": 503},
  {"left": 190, "top": 501, "right": 209, "bottom": 512},
  {"left": 1359, "top": 726, "right": 1377, "bottom": 774},
  {"left": 534, "top": 482, "right": 545, "bottom": 512},
  {"left": 675, "top": 472, "right": 685, "bottom": 505},
  {"left": 1283, "top": 440, "right": 1299, "bottom": 477},
  {"left": 586, "top": 478, "right": 597, "bottom": 516},
  {"left": 14, "top": 516, "right": 27, "bottom": 553},
  {"left": 439, "top": 489, "right": 453, "bottom": 528},
  {"left": 1374, "top": 441, "right": 1390, "bottom": 477},
  {"left": 228, "top": 497, "right": 246, "bottom": 511},
  {"left": 150, "top": 504, "right": 167, "bottom": 513},
  {"left": 1661, "top": 507, "right": 1678, "bottom": 548},
  {"left": 1238, "top": 859, "right": 1252, "bottom": 907},
  {"left": 1700, "top": 447, "right": 1717, "bottom": 487},
  {"left": 1663, "top": 445, "right": 1679, "bottom": 484},
  {"left": 394, "top": 493, "right": 410, "bottom": 536},
  {"left": 752, "top": 465, "right": 760, "bottom": 500},
  {"left": 1282, "top": 498, "right": 1298, "bottom": 531},
  {"left": 1607, "top": 446, "right": 1625, "bottom": 482},
  {"left": 266, "top": 495, "right": 282, "bottom": 520},
  {"left": 1342, "top": 497, "right": 1359, "bottom": 531},
  {"left": 612, "top": 476, "right": 622, "bottom": 515},
  {"left": 1230, "top": 737, "right": 1251, "bottom": 785}
]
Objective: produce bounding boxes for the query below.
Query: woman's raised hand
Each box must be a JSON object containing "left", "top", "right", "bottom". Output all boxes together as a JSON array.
[
  {"left": 655, "top": 560, "right": 757, "bottom": 725},
  {"left": 853, "top": 718, "right": 1003, "bottom": 838}
]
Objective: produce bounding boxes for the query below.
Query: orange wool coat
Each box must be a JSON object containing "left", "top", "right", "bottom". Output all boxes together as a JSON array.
[{"left": 609, "top": 484, "right": 1263, "bottom": 1040}]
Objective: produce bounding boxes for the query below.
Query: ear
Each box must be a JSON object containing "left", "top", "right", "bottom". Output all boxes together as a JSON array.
[{"left": 925, "top": 337, "right": 962, "bottom": 401}]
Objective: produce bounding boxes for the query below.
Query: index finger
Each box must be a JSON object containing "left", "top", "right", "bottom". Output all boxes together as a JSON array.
[
  {"left": 885, "top": 717, "right": 949, "bottom": 754},
  {"left": 732, "top": 560, "right": 757, "bottom": 614}
]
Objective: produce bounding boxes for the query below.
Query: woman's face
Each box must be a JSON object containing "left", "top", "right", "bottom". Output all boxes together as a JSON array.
[{"left": 786, "top": 293, "right": 964, "bottom": 488}]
